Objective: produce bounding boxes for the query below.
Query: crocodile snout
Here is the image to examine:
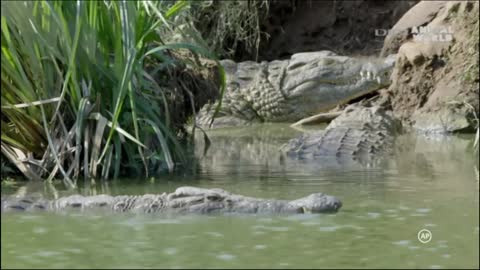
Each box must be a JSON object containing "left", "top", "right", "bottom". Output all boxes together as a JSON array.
[
  {"left": 315, "top": 194, "right": 342, "bottom": 213},
  {"left": 289, "top": 193, "right": 343, "bottom": 213},
  {"left": 328, "top": 197, "right": 343, "bottom": 212}
]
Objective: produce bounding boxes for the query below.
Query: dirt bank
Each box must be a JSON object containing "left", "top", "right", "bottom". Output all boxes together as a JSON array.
[
  {"left": 257, "top": 0, "right": 418, "bottom": 60},
  {"left": 146, "top": 49, "right": 221, "bottom": 133}
]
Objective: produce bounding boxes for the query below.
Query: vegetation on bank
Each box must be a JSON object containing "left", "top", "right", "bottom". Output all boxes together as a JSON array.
[
  {"left": 1, "top": 1, "right": 227, "bottom": 188},
  {"left": 187, "top": 0, "right": 270, "bottom": 60}
]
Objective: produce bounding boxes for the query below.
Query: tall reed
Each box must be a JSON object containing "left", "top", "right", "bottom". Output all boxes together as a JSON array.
[{"left": 1, "top": 0, "right": 223, "bottom": 188}]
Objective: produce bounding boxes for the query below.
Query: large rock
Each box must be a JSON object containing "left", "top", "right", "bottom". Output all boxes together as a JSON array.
[
  {"left": 380, "top": 1, "right": 448, "bottom": 57},
  {"left": 386, "top": 1, "right": 479, "bottom": 133}
]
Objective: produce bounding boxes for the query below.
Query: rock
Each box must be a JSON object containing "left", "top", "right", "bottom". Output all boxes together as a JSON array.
[
  {"left": 387, "top": 1, "right": 479, "bottom": 133},
  {"left": 380, "top": 1, "right": 448, "bottom": 57},
  {"left": 398, "top": 40, "right": 450, "bottom": 66},
  {"left": 412, "top": 105, "right": 473, "bottom": 134}
]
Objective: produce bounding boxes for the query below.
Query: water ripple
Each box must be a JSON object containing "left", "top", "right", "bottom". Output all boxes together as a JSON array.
[{"left": 216, "top": 253, "right": 236, "bottom": 261}]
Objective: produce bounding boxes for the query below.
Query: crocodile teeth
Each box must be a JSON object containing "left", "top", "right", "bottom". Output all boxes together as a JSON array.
[
  {"left": 360, "top": 70, "right": 366, "bottom": 79},
  {"left": 367, "top": 71, "right": 373, "bottom": 80}
]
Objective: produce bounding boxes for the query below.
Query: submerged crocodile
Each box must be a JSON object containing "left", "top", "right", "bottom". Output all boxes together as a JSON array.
[
  {"left": 281, "top": 103, "right": 402, "bottom": 165},
  {"left": 1, "top": 186, "right": 342, "bottom": 214},
  {"left": 196, "top": 51, "right": 396, "bottom": 128},
  {"left": 193, "top": 105, "right": 401, "bottom": 177}
]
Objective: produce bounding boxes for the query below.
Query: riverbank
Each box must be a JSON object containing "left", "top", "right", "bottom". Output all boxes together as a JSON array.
[{"left": 2, "top": 0, "right": 479, "bottom": 187}]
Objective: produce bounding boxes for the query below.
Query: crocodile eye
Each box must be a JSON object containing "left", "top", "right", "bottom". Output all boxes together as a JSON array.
[
  {"left": 206, "top": 195, "right": 222, "bottom": 202},
  {"left": 225, "top": 198, "right": 233, "bottom": 206},
  {"left": 70, "top": 203, "right": 82, "bottom": 208},
  {"left": 287, "top": 62, "right": 305, "bottom": 70},
  {"left": 238, "top": 76, "right": 252, "bottom": 81}
]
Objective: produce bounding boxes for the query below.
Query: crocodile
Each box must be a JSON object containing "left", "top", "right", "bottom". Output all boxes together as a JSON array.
[
  {"left": 281, "top": 103, "right": 402, "bottom": 165},
  {"left": 196, "top": 51, "right": 396, "bottom": 128},
  {"left": 1, "top": 186, "right": 342, "bottom": 214}
]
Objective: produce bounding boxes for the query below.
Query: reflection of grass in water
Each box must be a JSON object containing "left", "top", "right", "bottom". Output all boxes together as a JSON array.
[
  {"left": 475, "top": 165, "right": 479, "bottom": 187},
  {"left": 466, "top": 101, "right": 480, "bottom": 152},
  {"left": 466, "top": 101, "right": 480, "bottom": 153},
  {"left": 472, "top": 102, "right": 479, "bottom": 186},
  {"left": 475, "top": 127, "right": 479, "bottom": 151}
]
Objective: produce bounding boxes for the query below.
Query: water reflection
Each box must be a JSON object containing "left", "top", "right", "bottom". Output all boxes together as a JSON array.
[
  {"left": 1, "top": 124, "right": 479, "bottom": 269},
  {"left": 194, "top": 124, "right": 479, "bottom": 185}
]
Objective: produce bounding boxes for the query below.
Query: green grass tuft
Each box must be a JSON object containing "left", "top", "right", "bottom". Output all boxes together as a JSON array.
[{"left": 1, "top": 1, "right": 222, "bottom": 188}]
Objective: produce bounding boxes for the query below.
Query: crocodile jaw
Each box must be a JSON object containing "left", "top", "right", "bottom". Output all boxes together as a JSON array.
[
  {"left": 281, "top": 53, "right": 396, "bottom": 119},
  {"left": 195, "top": 51, "right": 397, "bottom": 127}
]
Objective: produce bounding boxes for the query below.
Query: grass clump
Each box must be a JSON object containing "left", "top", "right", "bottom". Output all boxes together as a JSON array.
[
  {"left": 171, "top": 0, "right": 270, "bottom": 61},
  {"left": 1, "top": 1, "right": 223, "bottom": 188}
]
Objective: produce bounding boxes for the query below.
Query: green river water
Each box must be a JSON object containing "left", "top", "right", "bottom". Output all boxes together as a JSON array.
[{"left": 1, "top": 124, "right": 479, "bottom": 269}]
